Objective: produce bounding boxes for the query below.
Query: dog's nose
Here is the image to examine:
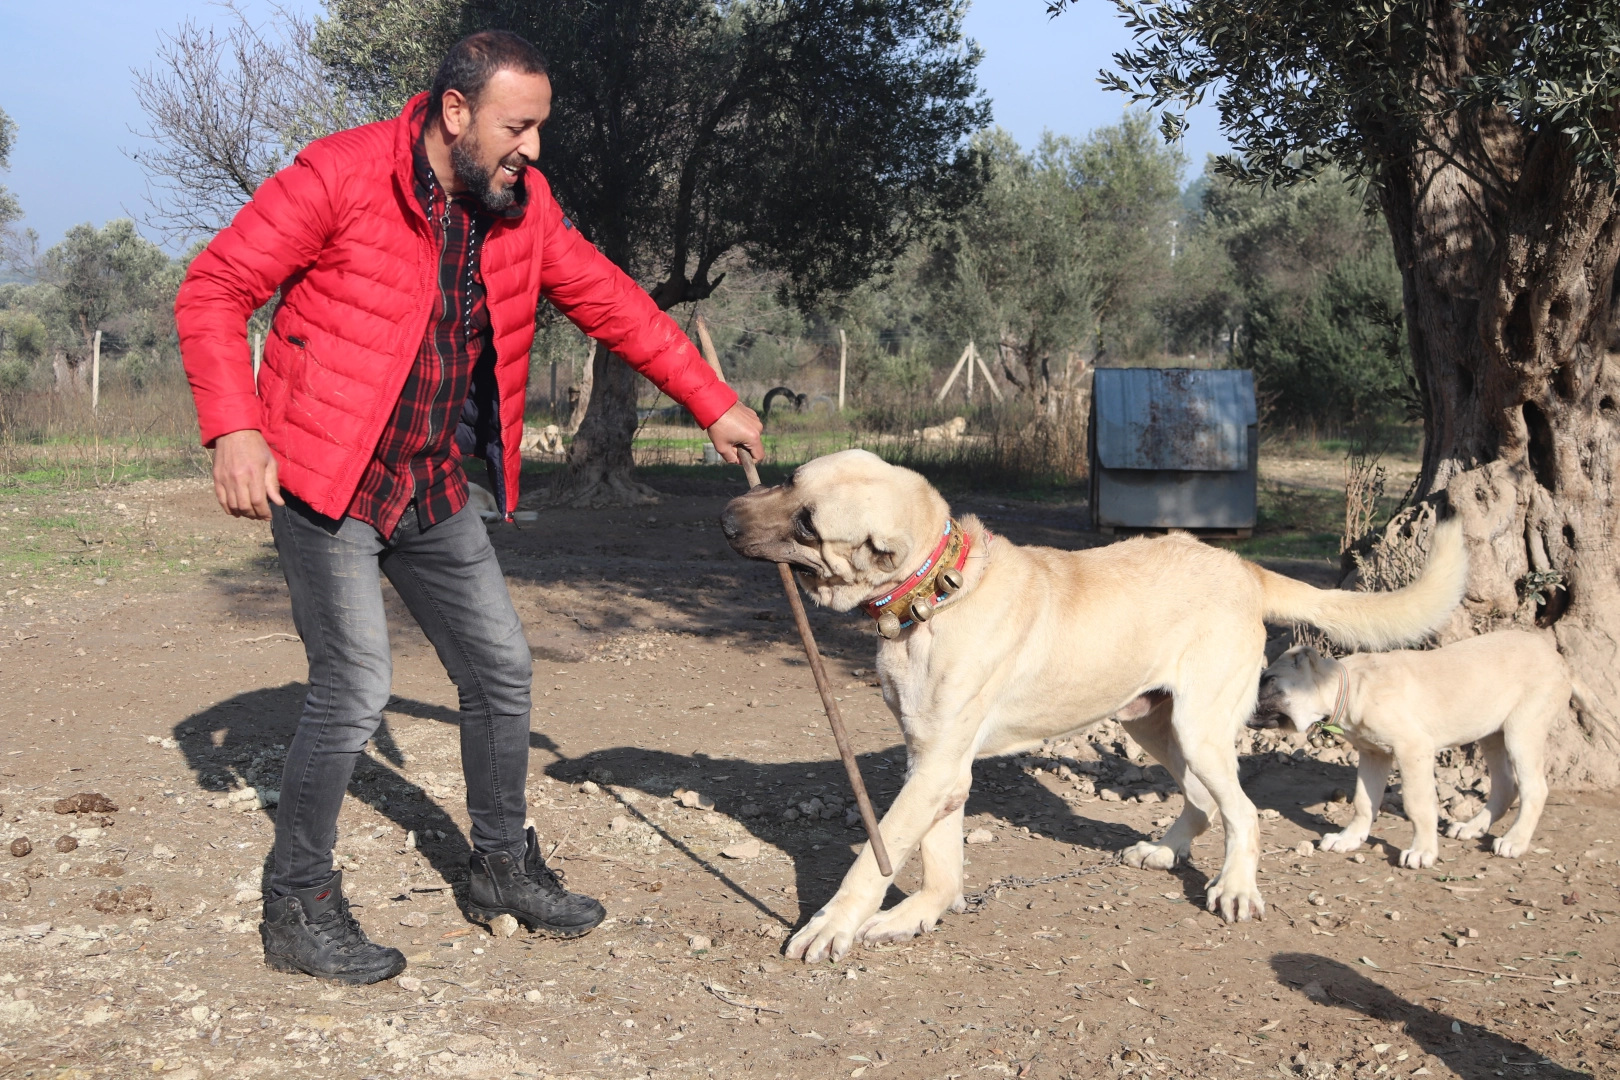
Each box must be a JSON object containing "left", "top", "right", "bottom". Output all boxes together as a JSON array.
[{"left": 719, "top": 506, "right": 741, "bottom": 542}]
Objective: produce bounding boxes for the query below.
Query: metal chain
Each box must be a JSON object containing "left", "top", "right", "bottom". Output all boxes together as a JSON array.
[{"left": 962, "top": 860, "right": 1118, "bottom": 910}]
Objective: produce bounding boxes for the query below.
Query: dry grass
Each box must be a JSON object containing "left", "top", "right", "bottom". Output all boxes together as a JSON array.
[{"left": 0, "top": 379, "right": 210, "bottom": 491}]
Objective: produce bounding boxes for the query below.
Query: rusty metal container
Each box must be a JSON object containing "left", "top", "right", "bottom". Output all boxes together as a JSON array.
[{"left": 1088, "top": 368, "right": 1258, "bottom": 535}]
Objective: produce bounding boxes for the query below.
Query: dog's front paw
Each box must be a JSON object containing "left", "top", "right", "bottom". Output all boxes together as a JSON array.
[
  {"left": 1205, "top": 875, "right": 1264, "bottom": 922},
  {"left": 1317, "top": 831, "right": 1364, "bottom": 853},
  {"left": 1398, "top": 847, "right": 1437, "bottom": 869},
  {"left": 1121, "top": 840, "right": 1180, "bottom": 871},
  {"left": 1492, "top": 835, "right": 1530, "bottom": 859},
  {"left": 785, "top": 907, "right": 860, "bottom": 964},
  {"left": 856, "top": 893, "right": 958, "bottom": 946},
  {"left": 1446, "top": 812, "right": 1491, "bottom": 842}
]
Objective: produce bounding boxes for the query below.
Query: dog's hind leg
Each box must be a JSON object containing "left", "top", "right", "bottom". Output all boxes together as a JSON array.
[
  {"left": 856, "top": 797, "right": 969, "bottom": 946},
  {"left": 1119, "top": 702, "right": 1216, "bottom": 872},
  {"left": 1447, "top": 734, "right": 1512, "bottom": 843},
  {"left": 1495, "top": 711, "right": 1550, "bottom": 859}
]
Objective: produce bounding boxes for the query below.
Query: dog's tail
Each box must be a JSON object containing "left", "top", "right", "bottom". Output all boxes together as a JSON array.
[{"left": 1252, "top": 519, "right": 1467, "bottom": 650}]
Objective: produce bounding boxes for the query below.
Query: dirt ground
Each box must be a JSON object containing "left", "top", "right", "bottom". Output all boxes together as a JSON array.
[{"left": 0, "top": 461, "right": 1615, "bottom": 1080}]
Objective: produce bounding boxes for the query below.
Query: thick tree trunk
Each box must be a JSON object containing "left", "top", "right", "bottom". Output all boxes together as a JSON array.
[
  {"left": 551, "top": 339, "right": 661, "bottom": 508},
  {"left": 1378, "top": 82, "right": 1620, "bottom": 786}
]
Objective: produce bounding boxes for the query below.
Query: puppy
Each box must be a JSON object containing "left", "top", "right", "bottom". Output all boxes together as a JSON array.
[
  {"left": 721, "top": 449, "right": 1467, "bottom": 962},
  {"left": 1254, "top": 631, "right": 1570, "bottom": 867}
]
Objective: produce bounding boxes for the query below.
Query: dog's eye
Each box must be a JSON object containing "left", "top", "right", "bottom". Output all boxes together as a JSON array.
[{"left": 792, "top": 508, "right": 818, "bottom": 544}]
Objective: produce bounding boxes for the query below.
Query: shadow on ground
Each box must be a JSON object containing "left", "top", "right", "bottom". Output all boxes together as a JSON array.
[{"left": 1269, "top": 953, "right": 1590, "bottom": 1079}]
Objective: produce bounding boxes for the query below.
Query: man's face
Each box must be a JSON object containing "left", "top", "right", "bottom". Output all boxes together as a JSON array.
[{"left": 439, "top": 68, "right": 552, "bottom": 211}]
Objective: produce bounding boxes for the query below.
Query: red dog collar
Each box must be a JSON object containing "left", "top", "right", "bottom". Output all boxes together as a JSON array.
[{"left": 860, "top": 519, "right": 973, "bottom": 638}]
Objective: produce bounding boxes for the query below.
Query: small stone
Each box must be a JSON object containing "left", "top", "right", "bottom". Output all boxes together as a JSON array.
[
  {"left": 1259, "top": 808, "right": 1281, "bottom": 821},
  {"left": 9, "top": 838, "right": 30, "bottom": 858},
  {"left": 587, "top": 768, "right": 615, "bottom": 786},
  {"left": 1388, "top": 911, "right": 1401, "bottom": 921},
  {"left": 524, "top": 989, "right": 543, "bottom": 1003},
  {"left": 609, "top": 815, "right": 634, "bottom": 836},
  {"left": 1464, "top": 926, "right": 1479, "bottom": 939},
  {"left": 781, "top": 807, "right": 800, "bottom": 822},
  {"left": 844, "top": 807, "right": 862, "bottom": 827},
  {"left": 721, "top": 839, "right": 762, "bottom": 860},
  {"left": 397, "top": 976, "right": 423, "bottom": 992},
  {"left": 232, "top": 888, "right": 259, "bottom": 905},
  {"left": 1098, "top": 789, "right": 1122, "bottom": 803},
  {"left": 399, "top": 911, "right": 430, "bottom": 927},
  {"left": 1295, "top": 840, "right": 1314, "bottom": 857},
  {"left": 739, "top": 802, "right": 762, "bottom": 818},
  {"left": 55, "top": 836, "right": 77, "bottom": 853},
  {"left": 964, "top": 828, "right": 996, "bottom": 845},
  {"left": 1353, "top": 852, "right": 1366, "bottom": 864},
  {"left": 675, "top": 788, "right": 714, "bottom": 810},
  {"left": 404, "top": 830, "right": 417, "bottom": 850},
  {"left": 489, "top": 913, "right": 520, "bottom": 938},
  {"left": 688, "top": 934, "right": 711, "bottom": 951},
  {"left": 152, "top": 843, "right": 176, "bottom": 859},
  {"left": 190, "top": 1004, "right": 210, "bottom": 1024},
  {"left": 1302, "top": 980, "right": 1327, "bottom": 1002},
  {"left": 580, "top": 780, "right": 601, "bottom": 795},
  {"left": 1329, "top": 788, "right": 1349, "bottom": 803}
]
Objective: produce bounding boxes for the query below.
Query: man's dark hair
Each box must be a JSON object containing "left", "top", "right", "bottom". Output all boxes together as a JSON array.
[{"left": 427, "top": 30, "right": 549, "bottom": 124}]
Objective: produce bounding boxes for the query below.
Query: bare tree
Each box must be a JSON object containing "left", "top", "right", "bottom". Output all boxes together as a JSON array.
[{"left": 127, "top": 2, "right": 366, "bottom": 241}]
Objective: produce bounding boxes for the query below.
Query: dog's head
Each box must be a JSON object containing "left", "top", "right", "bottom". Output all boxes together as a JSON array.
[
  {"left": 719, "top": 449, "right": 949, "bottom": 612},
  {"left": 1251, "top": 645, "right": 1342, "bottom": 733}
]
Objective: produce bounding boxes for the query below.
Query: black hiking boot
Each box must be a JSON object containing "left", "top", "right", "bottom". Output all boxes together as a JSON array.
[
  {"left": 260, "top": 870, "right": 406, "bottom": 984},
  {"left": 467, "top": 826, "right": 606, "bottom": 938}
]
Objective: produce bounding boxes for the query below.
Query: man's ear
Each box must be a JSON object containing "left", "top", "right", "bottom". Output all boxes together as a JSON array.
[{"left": 439, "top": 88, "right": 472, "bottom": 138}]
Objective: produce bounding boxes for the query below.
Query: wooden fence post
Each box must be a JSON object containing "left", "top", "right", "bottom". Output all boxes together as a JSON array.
[
  {"left": 91, "top": 330, "right": 101, "bottom": 412},
  {"left": 935, "top": 341, "right": 975, "bottom": 403},
  {"left": 972, "top": 342, "right": 1004, "bottom": 402},
  {"left": 837, "top": 328, "right": 847, "bottom": 411}
]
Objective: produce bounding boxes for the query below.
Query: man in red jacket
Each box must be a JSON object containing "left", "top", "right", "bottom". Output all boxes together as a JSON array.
[{"left": 177, "top": 30, "right": 762, "bottom": 984}]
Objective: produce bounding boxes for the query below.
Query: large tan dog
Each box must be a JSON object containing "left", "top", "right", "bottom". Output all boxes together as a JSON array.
[
  {"left": 721, "top": 450, "right": 1466, "bottom": 963},
  {"left": 1253, "top": 631, "right": 1571, "bottom": 867}
]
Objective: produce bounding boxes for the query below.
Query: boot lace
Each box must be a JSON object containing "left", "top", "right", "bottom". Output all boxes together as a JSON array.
[
  {"left": 525, "top": 851, "right": 570, "bottom": 898},
  {"left": 307, "top": 897, "right": 370, "bottom": 951}
]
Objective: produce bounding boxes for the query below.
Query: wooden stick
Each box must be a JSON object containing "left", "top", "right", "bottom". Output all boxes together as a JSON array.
[{"left": 737, "top": 449, "right": 893, "bottom": 877}]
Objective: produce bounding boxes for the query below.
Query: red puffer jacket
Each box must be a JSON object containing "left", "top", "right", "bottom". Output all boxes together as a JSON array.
[{"left": 176, "top": 93, "right": 736, "bottom": 518}]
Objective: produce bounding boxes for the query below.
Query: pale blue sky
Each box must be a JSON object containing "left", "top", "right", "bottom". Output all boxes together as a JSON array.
[{"left": 0, "top": 0, "right": 1228, "bottom": 254}]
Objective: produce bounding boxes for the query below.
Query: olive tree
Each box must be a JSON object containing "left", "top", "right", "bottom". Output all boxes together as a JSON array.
[{"left": 1061, "top": 0, "right": 1620, "bottom": 783}]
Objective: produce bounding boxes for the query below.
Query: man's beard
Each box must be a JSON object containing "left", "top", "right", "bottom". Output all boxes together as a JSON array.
[{"left": 450, "top": 131, "right": 524, "bottom": 212}]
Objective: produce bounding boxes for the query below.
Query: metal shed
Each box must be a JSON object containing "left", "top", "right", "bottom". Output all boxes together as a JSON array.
[{"left": 1088, "top": 368, "right": 1258, "bottom": 534}]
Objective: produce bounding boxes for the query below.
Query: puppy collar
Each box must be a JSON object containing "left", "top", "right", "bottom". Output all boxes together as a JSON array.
[
  {"left": 860, "top": 519, "right": 973, "bottom": 639},
  {"left": 1325, "top": 666, "right": 1349, "bottom": 732}
]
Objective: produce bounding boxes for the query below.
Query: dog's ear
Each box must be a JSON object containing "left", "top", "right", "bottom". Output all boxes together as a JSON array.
[{"left": 862, "top": 537, "right": 900, "bottom": 574}]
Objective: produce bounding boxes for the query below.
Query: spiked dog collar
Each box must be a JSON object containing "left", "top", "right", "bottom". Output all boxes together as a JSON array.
[{"left": 860, "top": 519, "right": 973, "bottom": 639}]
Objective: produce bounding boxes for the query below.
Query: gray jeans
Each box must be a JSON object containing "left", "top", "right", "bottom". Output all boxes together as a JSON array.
[{"left": 267, "top": 495, "right": 532, "bottom": 896}]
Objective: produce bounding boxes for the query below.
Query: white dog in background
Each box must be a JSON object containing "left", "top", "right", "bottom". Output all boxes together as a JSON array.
[{"left": 1254, "top": 631, "right": 1574, "bottom": 867}]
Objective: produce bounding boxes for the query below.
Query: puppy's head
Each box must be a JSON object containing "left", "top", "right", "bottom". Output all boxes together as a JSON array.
[
  {"left": 719, "top": 449, "right": 949, "bottom": 611},
  {"left": 1251, "top": 646, "right": 1342, "bottom": 733}
]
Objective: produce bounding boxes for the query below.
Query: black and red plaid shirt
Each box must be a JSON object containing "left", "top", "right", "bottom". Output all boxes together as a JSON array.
[{"left": 345, "top": 140, "right": 521, "bottom": 536}]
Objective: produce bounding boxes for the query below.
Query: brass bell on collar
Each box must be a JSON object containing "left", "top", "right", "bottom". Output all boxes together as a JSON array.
[
  {"left": 938, "top": 568, "right": 964, "bottom": 594},
  {"left": 877, "top": 610, "right": 903, "bottom": 639},
  {"left": 910, "top": 595, "right": 934, "bottom": 622}
]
